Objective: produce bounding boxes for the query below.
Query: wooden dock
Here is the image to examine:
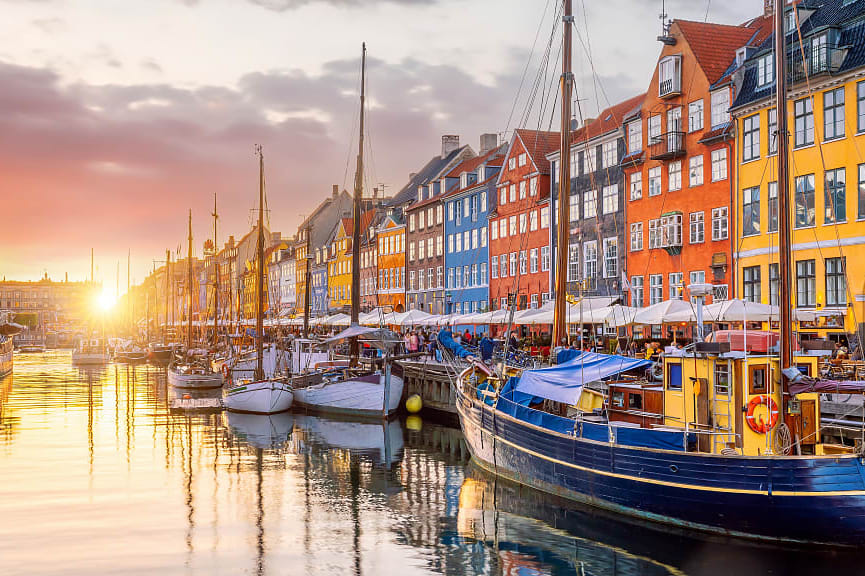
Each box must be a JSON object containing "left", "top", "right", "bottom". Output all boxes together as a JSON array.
[{"left": 400, "top": 360, "right": 459, "bottom": 416}]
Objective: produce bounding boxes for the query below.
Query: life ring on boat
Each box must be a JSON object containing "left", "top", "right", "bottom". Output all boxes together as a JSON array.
[
  {"left": 746, "top": 395, "right": 779, "bottom": 434},
  {"left": 476, "top": 381, "right": 497, "bottom": 406},
  {"left": 221, "top": 364, "right": 230, "bottom": 379}
]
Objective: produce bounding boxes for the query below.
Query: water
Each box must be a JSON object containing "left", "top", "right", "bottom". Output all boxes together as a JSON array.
[{"left": 0, "top": 351, "right": 861, "bottom": 576}]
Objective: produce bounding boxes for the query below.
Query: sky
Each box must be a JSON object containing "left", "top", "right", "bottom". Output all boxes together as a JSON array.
[{"left": 0, "top": 0, "right": 760, "bottom": 295}]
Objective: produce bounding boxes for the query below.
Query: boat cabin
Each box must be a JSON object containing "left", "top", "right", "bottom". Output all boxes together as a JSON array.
[{"left": 607, "top": 382, "right": 664, "bottom": 427}]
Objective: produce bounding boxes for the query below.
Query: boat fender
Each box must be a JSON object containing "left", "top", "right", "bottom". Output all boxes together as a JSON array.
[{"left": 746, "top": 395, "right": 779, "bottom": 434}]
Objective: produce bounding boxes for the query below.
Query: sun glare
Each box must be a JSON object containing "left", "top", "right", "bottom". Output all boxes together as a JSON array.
[{"left": 97, "top": 291, "right": 116, "bottom": 312}]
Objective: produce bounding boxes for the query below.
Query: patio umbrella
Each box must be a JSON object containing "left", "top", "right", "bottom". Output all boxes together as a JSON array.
[
  {"left": 632, "top": 299, "right": 697, "bottom": 325},
  {"left": 395, "top": 309, "right": 433, "bottom": 326}
]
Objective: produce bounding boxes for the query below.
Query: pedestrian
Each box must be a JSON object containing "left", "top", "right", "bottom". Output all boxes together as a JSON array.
[
  {"left": 479, "top": 334, "right": 495, "bottom": 363},
  {"left": 409, "top": 330, "right": 419, "bottom": 353},
  {"left": 508, "top": 332, "right": 519, "bottom": 351}
]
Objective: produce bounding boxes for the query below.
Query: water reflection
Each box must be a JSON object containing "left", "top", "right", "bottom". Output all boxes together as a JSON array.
[{"left": 0, "top": 351, "right": 862, "bottom": 575}]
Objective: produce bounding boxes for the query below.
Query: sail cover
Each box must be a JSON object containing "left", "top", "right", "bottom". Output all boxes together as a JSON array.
[{"left": 515, "top": 351, "right": 652, "bottom": 405}]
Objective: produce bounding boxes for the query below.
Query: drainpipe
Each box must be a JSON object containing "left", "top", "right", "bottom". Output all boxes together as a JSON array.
[{"left": 727, "top": 136, "right": 736, "bottom": 305}]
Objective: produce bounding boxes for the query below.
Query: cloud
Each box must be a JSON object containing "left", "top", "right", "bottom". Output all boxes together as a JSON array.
[{"left": 31, "top": 17, "right": 64, "bottom": 34}]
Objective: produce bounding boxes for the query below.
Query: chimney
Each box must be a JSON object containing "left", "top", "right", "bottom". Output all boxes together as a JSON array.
[
  {"left": 441, "top": 135, "right": 460, "bottom": 159},
  {"left": 479, "top": 133, "right": 498, "bottom": 155},
  {"left": 409, "top": 172, "right": 417, "bottom": 182},
  {"left": 764, "top": 0, "right": 774, "bottom": 18},
  {"left": 332, "top": 184, "right": 339, "bottom": 198}
]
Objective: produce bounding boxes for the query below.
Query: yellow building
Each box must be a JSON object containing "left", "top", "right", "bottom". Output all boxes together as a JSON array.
[
  {"left": 732, "top": 4, "right": 865, "bottom": 342},
  {"left": 328, "top": 217, "right": 354, "bottom": 311}
]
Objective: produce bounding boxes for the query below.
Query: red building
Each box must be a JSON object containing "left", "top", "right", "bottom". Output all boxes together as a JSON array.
[
  {"left": 623, "top": 17, "right": 770, "bottom": 332},
  {"left": 489, "top": 129, "right": 559, "bottom": 313}
]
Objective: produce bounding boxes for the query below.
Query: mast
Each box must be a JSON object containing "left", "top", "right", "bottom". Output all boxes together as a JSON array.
[
  {"left": 187, "top": 210, "right": 193, "bottom": 352},
  {"left": 165, "top": 249, "right": 171, "bottom": 341},
  {"left": 212, "top": 193, "right": 219, "bottom": 347},
  {"left": 303, "top": 222, "right": 312, "bottom": 339},
  {"left": 350, "top": 42, "right": 366, "bottom": 365},
  {"left": 775, "top": 0, "right": 793, "bottom": 424},
  {"left": 127, "top": 249, "right": 131, "bottom": 336},
  {"left": 552, "top": 0, "right": 573, "bottom": 347},
  {"left": 255, "top": 145, "right": 266, "bottom": 381},
  {"left": 91, "top": 248, "right": 94, "bottom": 285}
]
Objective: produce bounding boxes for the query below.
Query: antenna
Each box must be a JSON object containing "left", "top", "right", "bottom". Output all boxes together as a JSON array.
[{"left": 657, "top": 0, "right": 676, "bottom": 45}]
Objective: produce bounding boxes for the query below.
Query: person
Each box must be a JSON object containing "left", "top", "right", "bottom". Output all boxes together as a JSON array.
[
  {"left": 453, "top": 331, "right": 462, "bottom": 345},
  {"left": 508, "top": 332, "right": 520, "bottom": 351},
  {"left": 409, "top": 331, "right": 419, "bottom": 353},
  {"left": 479, "top": 334, "right": 495, "bottom": 363},
  {"left": 644, "top": 342, "right": 654, "bottom": 360},
  {"left": 463, "top": 329, "right": 472, "bottom": 345},
  {"left": 404, "top": 331, "right": 412, "bottom": 353}
]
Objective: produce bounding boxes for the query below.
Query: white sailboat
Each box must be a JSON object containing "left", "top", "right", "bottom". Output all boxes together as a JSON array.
[
  {"left": 72, "top": 337, "right": 109, "bottom": 365},
  {"left": 224, "top": 146, "right": 293, "bottom": 414}
]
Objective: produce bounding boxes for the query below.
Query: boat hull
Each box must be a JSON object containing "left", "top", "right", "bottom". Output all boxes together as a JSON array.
[
  {"left": 293, "top": 374, "right": 404, "bottom": 418},
  {"left": 0, "top": 337, "right": 12, "bottom": 378},
  {"left": 167, "top": 366, "right": 224, "bottom": 389},
  {"left": 455, "top": 386, "right": 865, "bottom": 546},
  {"left": 72, "top": 353, "right": 109, "bottom": 365},
  {"left": 224, "top": 380, "right": 294, "bottom": 414}
]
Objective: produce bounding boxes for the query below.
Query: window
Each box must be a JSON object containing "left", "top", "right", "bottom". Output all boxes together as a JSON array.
[
  {"left": 658, "top": 55, "right": 681, "bottom": 97},
  {"left": 455, "top": 233, "right": 461, "bottom": 253},
  {"left": 418, "top": 240, "right": 426, "bottom": 260},
  {"left": 500, "top": 254, "right": 507, "bottom": 278},
  {"left": 826, "top": 258, "right": 847, "bottom": 306},
  {"left": 689, "top": 270, "right": 705, "bottom": 286},
  {"left": 541, "top": 207, "right": 550, "bottom": 229},
  {"left": 499, "top": 186, "right": 507, "bottom": 205},
  {"left": 530, "top": 177, "right": 538, "bottom": 197},
  {"left": 648, "top": 115, "right": 661, "bottom": 140},
  {"left": 519, "top": 214, "right": 527, "bottom": 234},
  {"left": 508, "top": 157, "right": 516, "bottom": 170},
  {"left": 602, "top": 141, "right": 618, "bottom": 168},
  {"left": 688, "top": 99, "right": 703, "bottom": 132},
  {"left": 757, "top": 53, "right": 774, "bottom": 86},
  {"left": 859, "top": 81, "right": 865, "bottom": 133},
  {"left": 769, "top": 263, "right": 779, "bottom": 306},
  {"left": 480, "top": 191, "right": 487, "bottom": 212},
  {"left": 585, "top": 148, "right": 597, "bottom": 173},
  {"left": 824, "top": 88, "right": 845, "bottom": 141},
  {"left": 453, "top": 267, "right": 461, "bottom": 288},
  {"left": 711, "top": 207, "right": 728, "bottom": 240},
  {"left": 648, "top": 167, "right": 662, "bottom": 196},
  {"left": 568, "top": 243, "right": 580, "bottom": 281},
  {"left": 583, "top": 241, "right": 597, "bottom": 280},
  {"left": 669, "top": 272, "right": 683, "bottom": 300},
  {"left": 437, "top": 205, "right": 443, "bottom": 224},
  {"left": 409, "top": 214, "right": 415, "bottom": 232},
  {"left": 649, "top": 274, "right": 663, "bottom": 305},
  {"left": 794, "top": 97, "right": 814, "bottom": 147},
  {"left": 710, "top": 89, "right": 729, "bottom": 127},
  {"left": 825, "top": 168, "right": 846, "bottom": 223},
  {"left": 742, "top": 186, "right": 760, "bottom": 236},
  {"left": 541, "top": 246, "right": 550, "bottom": 271},
  {"left": 628, "top": 121, "right": 642, "bottom": 153},
  {"left": 743, "top": 266, "right": 761, "bottom": 303},
  {"left": 409, "top": 270, "right": 415, "bottom": 291},
  {"left": 409, "top": 242, "right": 415, "bottom": 262},
  {"left": 766, "top": 108, "right": 778, "bottom": 156},
  {"left": 418, "top": 211, "right": 425, "bottom": 229},
  {"left": 499, "top": 219, "right": 507, "bottom": 238},
  {"left": 429, "top": 268, "right": 434, "bottom": 290},
  {"left": 491, "top": 256, "right": 498, "bottom": 279},
  {"left": 530, "top": 248, "right": 538, "bottom": 273},
  {"left": 603, "top": 237, "right": 618, "bottom": 278},
  {"left": 602, "top": 184, "right": 618, "bottom": 214},
  {"left": 768, "top": 181, "right": 779, "bottom": 232},
  {"left": 742, "top": 114, "right": 760, "bottom": 162},
  {"left": 518, "top": 153, "right": 527, "bottom": 167},
  {"left": 661, "top": 213, "right": 682, "bottom": 247},
  {"left": 481, "top": 227, "right": 487, "bottom": 247},
  {"left": 859, "top": 164, "right": 865, "bottom": 220},
  {"left": 711, "top": 149, "right": 727, "bottom": 181},
  {"left": 490, "top": 224, "right": 497, "bottom": 241},
  {"left": 447, "top": 267, "right": 454, "bottom": 288},
  {"left": 630, "top": 222, "right": 643, "bottom": 251},
  {"left": 519, "top": 180, "right": 527, "bottom": 200},
  {"left": 529, "top": 210, "right": 538, "bottom": 231},
  {"left": 648, "top": 218, "right": 661, "bottom": 249},
  {"left": 509, "top": 252, "right": 517, "bottom": 276},
  {"left": 796, "top": 259, "right": 816, "bottom": 307},
  {"left": 462, "top": 231, "right": 469, "bottom": 252},
  {"left": 481, "top": 263, "right": 488, "bottom": 285},
  {"left": 509, "top": 216, "right": 517, "bottom": 236},
  {"left": 713, "top": 284, "right": 729, "bottom": 301},
  {"left": 689, "top": 211, "right": 704, "bottom": 244},
  {"left": 509, "top": 184, "right": 517, "bottom": 203},
  {"left": 630, "top": 172, "right": 642, "bottom": 200},
  {"left": 668, "top": 161, "right": 681, "bottom": 191},
  {"left": 447, "top": 201, "right": 454, "bottom": 221},
  {"left": 519, "top": 251, "right": 527, "bottom": 275},
  {"left": 469, "top": 229, "right": 477, "bottom": 250},
  {"left": 427, "top": 237, "right": 434, "bottom": 258},
  {"left": 631, "top": 276, "right": 644, "bottom": 307},
  {"left": 795, "top": 174, "right": 816, "bottom": 228},
  {"left": 437, "top": 235, "right": 444, "bottom": 256},
  {"left": 689, "top": 155, "right": 703, "bottom": 187},
  {"left": 584, "top": 190, "right": 597, "bottom": 218},
  {"left": 470, "top": 264, "right": 476, "bottom": 287}
]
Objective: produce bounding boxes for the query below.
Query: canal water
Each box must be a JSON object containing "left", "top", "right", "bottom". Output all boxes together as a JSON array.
[{"left": 0, "top": 350, "right": 861, "bottom": 576}]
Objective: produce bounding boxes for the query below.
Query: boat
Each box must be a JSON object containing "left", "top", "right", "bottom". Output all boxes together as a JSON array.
[
  {"left": 0, "top": 312, "right": 22, "bottom": 377},
  {"left": 72, "top": 337, "right": 109, "bottom": 365},
  {"left": 167, "top": 210, "right": 223, "bottom": 389},
  {"left": 18, "top": 344, "right": 45, "bottom": 353},
  {"left": 223, "top": 146, "right": 293, "bottom": 414},
  {"left": 147, "top": 342, "right": 177, "bottom": 364},
  {"left": 453, "top": 0, "right": 865, "bottom": 548}
]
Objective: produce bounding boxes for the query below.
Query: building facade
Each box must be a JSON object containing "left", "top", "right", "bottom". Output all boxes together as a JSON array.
[{"left": 375, "top": 213, "right": 406, "bottom": 313}]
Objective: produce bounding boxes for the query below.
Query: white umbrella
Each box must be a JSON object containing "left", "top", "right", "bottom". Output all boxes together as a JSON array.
[
  {"left": 328, "top": 313, "right": 352, "bottom": 326},
  {"left": 632, "top": 299, "right": 696, "bottom": 325},
  {"left": 514, "top": 308, "right": 553, "bottom": 325},
  {"left": 577, "top": 304, "right": 639, "bottom": 327},
  {"left": 703, "top": 299, "right": 775, "bottom": 323},
  {"left": 395, "top": 309, "right": 433, "bottom": 326}
]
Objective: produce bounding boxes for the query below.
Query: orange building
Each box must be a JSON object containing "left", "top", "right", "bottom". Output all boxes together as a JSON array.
[
  {"left": 375, "top": 214, "right": 406, "bottom": 312},
  {"left": 623, "top": 17, "right": 771, "bottom": 334}
]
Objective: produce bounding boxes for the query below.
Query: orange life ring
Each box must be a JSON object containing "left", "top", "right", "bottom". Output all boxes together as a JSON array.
[
  {"left": 746, "top": 395, "right": 779, "bottom": 434},
  {"left": 221, "top": 364, "right": 230, "bottom": 379}
]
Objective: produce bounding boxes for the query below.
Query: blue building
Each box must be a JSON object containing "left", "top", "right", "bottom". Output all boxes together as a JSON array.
[
  {"left": 443, "top": 144, "right": 506, "bottom": 320},
  {"left": 310, "top": 261, "right": 328, "bottom": 318}
]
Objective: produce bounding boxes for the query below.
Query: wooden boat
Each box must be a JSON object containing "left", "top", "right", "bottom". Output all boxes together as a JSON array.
[
  {"left": 293, "top": 370, "right": 403, "bottom": 418},
  {"left": 72, "top": 337, "right": 109, "bottom": 365},
  {"left": 18, "top": 344, "right": 45, "bottom": 353}
]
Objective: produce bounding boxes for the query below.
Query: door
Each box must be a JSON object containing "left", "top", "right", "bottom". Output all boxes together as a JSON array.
[
  {"left": 801, "top": 400, "right": 817, "bottom": 446},
  {"left": 667, "top": 106, "right": 682, "bottom": 152}
]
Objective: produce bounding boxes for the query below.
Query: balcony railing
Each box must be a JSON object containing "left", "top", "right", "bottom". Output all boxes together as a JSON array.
[
  {"left": 789, "top": 44, "right": 843, "bottom": 84},
  {"left": 649, "top": 131, "right": 685, "bottom": 161}
]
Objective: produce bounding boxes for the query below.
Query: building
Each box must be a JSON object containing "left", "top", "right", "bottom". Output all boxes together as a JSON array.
[
  {"left": 310, "top": 258, "right": 328, "bottom": 319},
  {"left": 489, "top": 129, "right": 560, "bottom": 312},
  {"left": 402, "top": 136, "right": 476, "bottom": 312},
  {"left": 548, "top": 94, "right": 644, "bottom": 301},
  {"left": 0, "top": 276, "right": 99, "bottom": 342},
  {"left": 277, "top": 241, "right": 297, "bottom": 317},
  {"left": 443, "top": 140, "right": 506, "bottom": 316},
  {"left": 327, "top": 209, "right": 377, "bottom": 312},
  {"left": 374, "top": 211, "right": 407, "bottom": 313},
  {"left": 623, "top": 15, "right": 771, "bottom": 333},
  {"left": 732, "top": 0, "right": 865, "bottom": 340}
]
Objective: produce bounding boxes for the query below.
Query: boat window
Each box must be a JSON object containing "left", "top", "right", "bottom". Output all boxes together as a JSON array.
[
  {"left": 714, "top": 362, "right": 730, "bottom": 396},
  {"left": 795, "top": 363, "right": 812, "bottom": 377},
  {"left": 667, "top": 362, "right": 683, "bottom": 391},
  {"left": 628, "top": 393, "right": 643, "bottom": 410},
  {"left": 611, "top": 391, "right": 625, "bottom": 408},
  {"left": 748, "top": 364, "right": 768, "bottom": 394}
]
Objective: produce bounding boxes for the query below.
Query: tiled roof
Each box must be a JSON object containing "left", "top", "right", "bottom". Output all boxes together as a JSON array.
[
  {"left": 676, "top": 20, "right": 763, "bottom": 84},
  {"left": 445, "top": 143, "right": 507, "bottom": 178},
  {"left": 569, "top": 93, "right": 645, "bottom": 145},
  {"left": 698, "top": 122, "right": 733, "bottom": 144},
  {"left": 442, "top": 173, "right": 499, "bottom": 200},
  {"left": 513, "top": 129, "right": 560, "bottom": 173},
  {"left": 386, "top": 145, "right": 473, "bottom": 207}
]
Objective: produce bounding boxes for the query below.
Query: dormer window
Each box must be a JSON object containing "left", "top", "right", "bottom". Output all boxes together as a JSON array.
[
  {"left": 757, "top": 53, "right": 774, "bottom": 87},
  {"left": 460, "top": 172, "right": 468, "bottom": 188},
  {"left": 658, "top": 55, "right": 682, "bottom": 98},
  {"left": 477, "top": 163, "right": 485, "bottom": 181},
  {"left": 417, "top": 185, "right": 425, "bottom": 202},
  {"left": 710, "top": 89, "right": 730, "bottom": 128}
]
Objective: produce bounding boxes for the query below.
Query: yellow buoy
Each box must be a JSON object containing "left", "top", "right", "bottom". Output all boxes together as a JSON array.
[
  {"left": 406, "top": 394, "right": 423, "bottom": 414},
  {"left": 406, "top": 415, "right": 422, "bottom": 431}
]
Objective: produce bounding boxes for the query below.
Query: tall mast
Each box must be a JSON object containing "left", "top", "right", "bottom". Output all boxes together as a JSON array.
[
  {"left": 165, "top": 249, "right": 171, "bottom": 340},
  {"left": 127, "top": 249, "right": 131, "bottom": 335},
  {"left": 775, "top": 0, "right": 793, "bottom": 422},
  {"left": 212, "top": 193, "right": 219, "bottom": 347},
  {"left": 552, "top": 0, "right": 573, "bottom": 347},
  {"left": 187, "top": 210, "right": 193, "bottom": 352},
  {"left": 303, "top": 222, "right": 312, "bottom": 339},
  {"left": 350, "top": 43, "right": 366, "bottom": 365},
  {"left": 255, "top": 145, "right": 266, "bottom": 381},
  {"left": 91, "top": 248, "right": 94, "bottom": 285}
]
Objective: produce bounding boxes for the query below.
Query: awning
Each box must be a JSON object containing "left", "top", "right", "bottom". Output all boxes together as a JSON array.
[{"left": 515, "top": 351, "right": 652, "bottom": 405}]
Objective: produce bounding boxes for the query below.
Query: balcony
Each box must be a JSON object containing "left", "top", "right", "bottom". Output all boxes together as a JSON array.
[
  {"left": 789, "top": 44, "right": 843, "bottom": 85},
  {"left": 649, "top": 131, "right": 685, "bottom": 161}
]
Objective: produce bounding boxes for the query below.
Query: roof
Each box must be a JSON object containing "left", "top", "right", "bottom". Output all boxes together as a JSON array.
[
  {"left": 513, "top": 129, "right": 560, "bottom": 173},
  {"left": 676, "top": 20, "right": 764, "bottom": 85},
  {"left": 442, "top": 173, "right": 499, "bottom": 201},
  {"left": 386, "top": 144, "right": 474, "bottom": 207},
  {"left": 338, "top": 209, "right": 377, "bottom": 238},
  {"left": 445, "top": 143, "right": 507, "bottom": 178},
  {"left": 563, "top": 93, "right": 644, "bottom": 151}
]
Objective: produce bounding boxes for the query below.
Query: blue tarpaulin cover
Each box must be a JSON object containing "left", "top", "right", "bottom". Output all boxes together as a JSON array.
[
  {"left": 515, "top": 351, "right": 652, "bottom": 406},
  {"left": 437, "top": 328, "right": 473, "bottom": 359}
]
